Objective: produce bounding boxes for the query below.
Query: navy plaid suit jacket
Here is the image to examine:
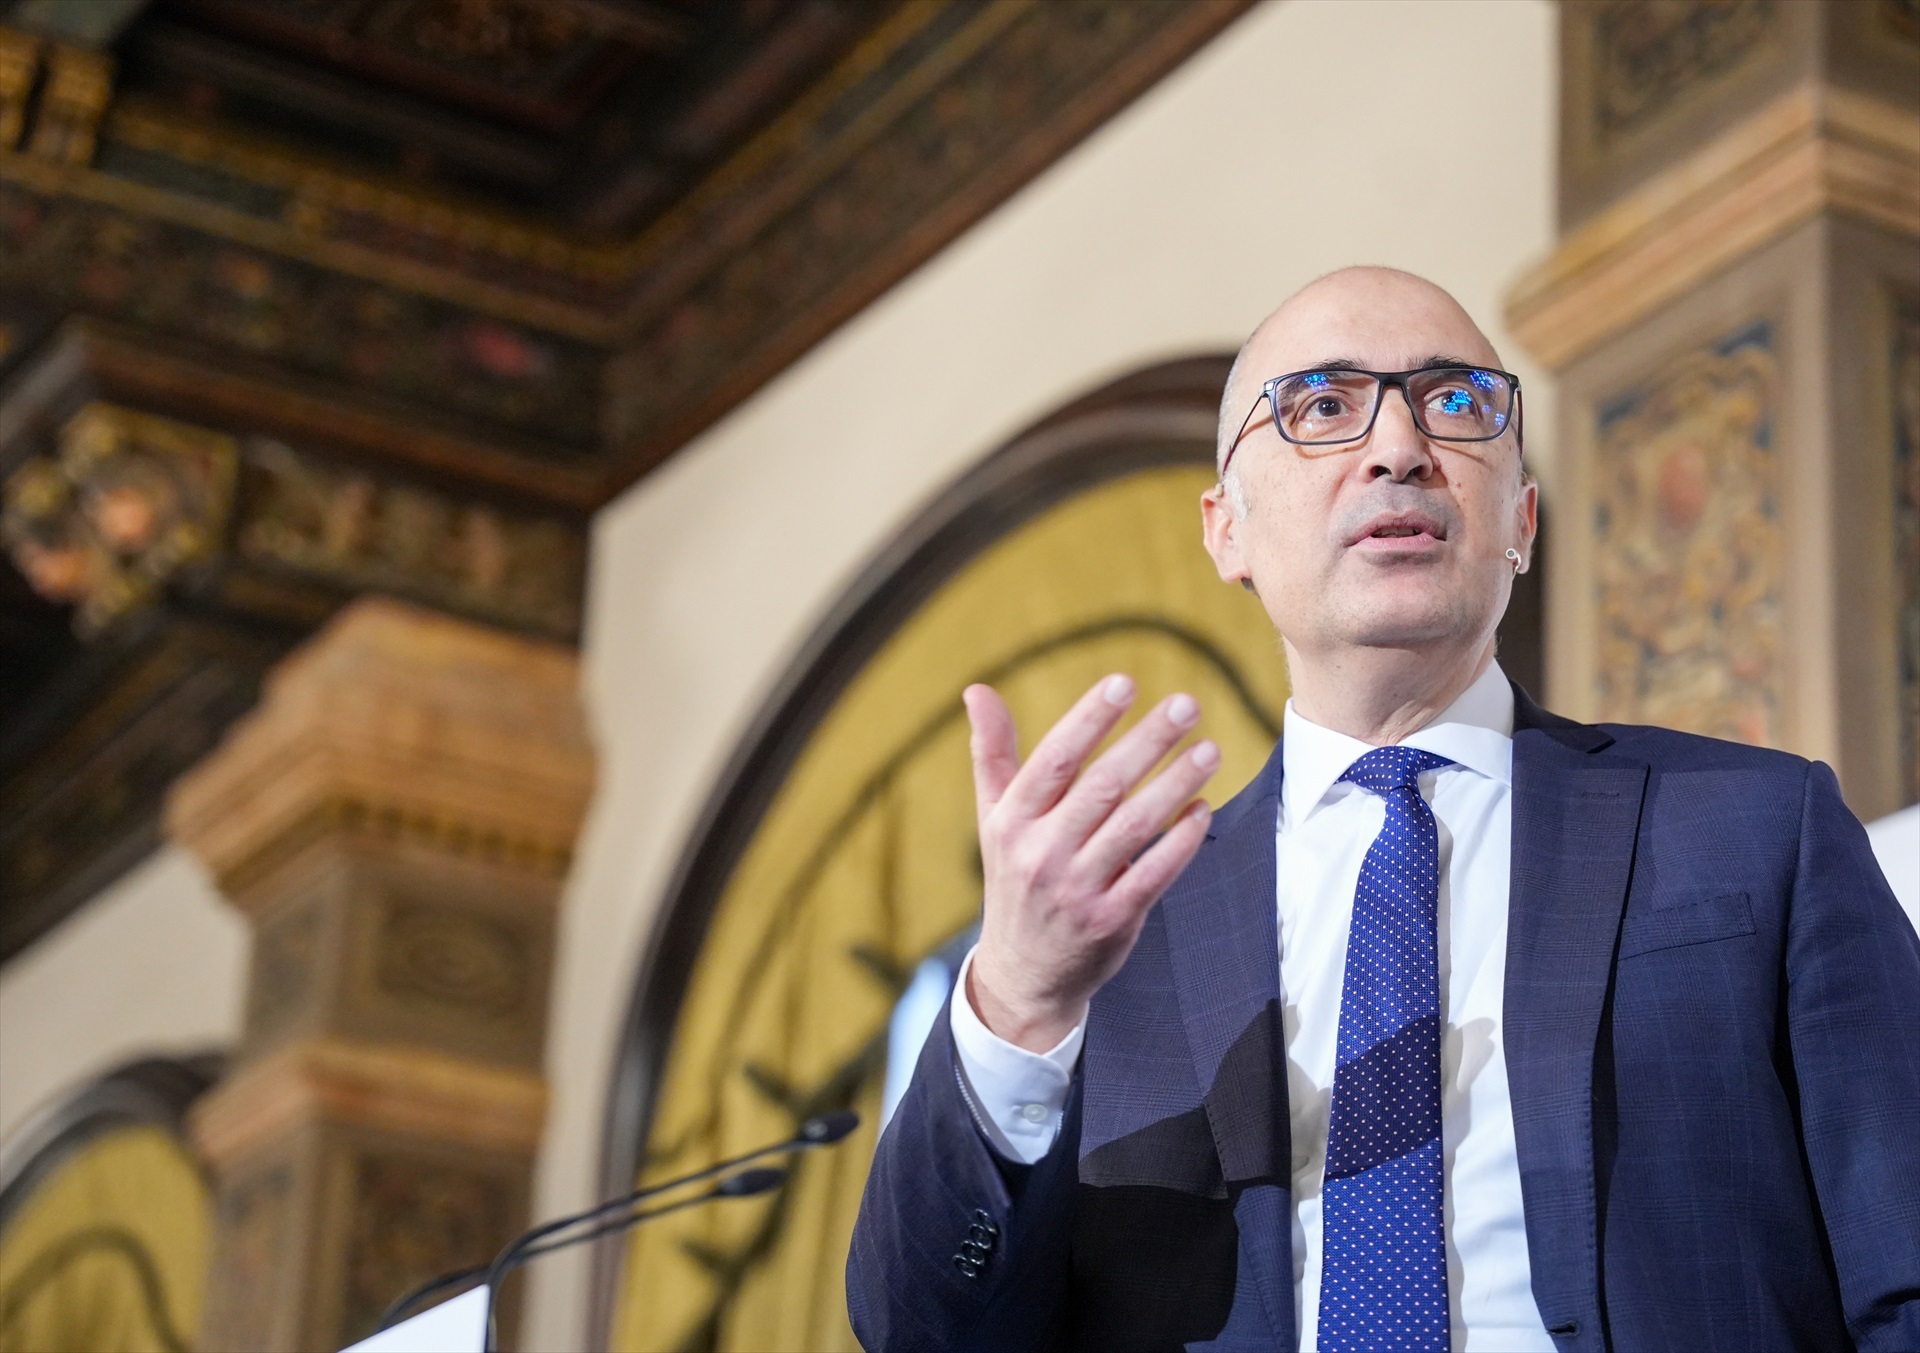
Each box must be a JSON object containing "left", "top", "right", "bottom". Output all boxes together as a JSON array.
[{"left": 847, "top": 686, "right": 1920, "bottom": 1352}]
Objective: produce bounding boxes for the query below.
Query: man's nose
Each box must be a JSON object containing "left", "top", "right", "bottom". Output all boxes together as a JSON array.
[{"left": 1360, "top": 386, "right": 1437, "bottom": 483}]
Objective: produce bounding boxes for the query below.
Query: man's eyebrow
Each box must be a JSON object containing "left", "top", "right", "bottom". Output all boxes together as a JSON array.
[{"left": 1294, "top": 354, "right": 1492, "bottom": 374}]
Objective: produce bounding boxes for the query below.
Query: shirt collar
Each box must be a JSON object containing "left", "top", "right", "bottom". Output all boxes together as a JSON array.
[{"left": 1280, "top": 660, "right": 1515, "bottom": 825}]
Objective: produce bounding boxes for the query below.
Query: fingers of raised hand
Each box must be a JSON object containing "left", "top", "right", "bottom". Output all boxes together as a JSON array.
[
  {"left": 997, "top": 674, "right": 1136, "bottom": 818},
  {"left": 964, "top": 684, "right": 1020, "bottom": 819},
  {"left": 1076, "top": 738, "right": 1219, "bottom": 885},
  {"left": 1105, "top": 799, "right": 1213, "bottom": 913},
  {"left": 1053, "top": 692, "right": 1204, "bottom": 844}
]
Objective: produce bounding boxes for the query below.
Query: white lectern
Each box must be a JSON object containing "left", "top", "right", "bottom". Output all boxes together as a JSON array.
[{"left": 340, "top": 1285, "right": 488, "bottom": 1353}]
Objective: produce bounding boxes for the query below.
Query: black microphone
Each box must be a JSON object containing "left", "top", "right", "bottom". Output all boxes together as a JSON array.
[
  {"left": 377, "top": 1110, "right": 859, "bottom": 1335},
  {"left": 375, "top": 1166, "right": 790, "bottom": 1334},
  {"left": 501, "top": 1167, "right": 786, "bottom": 1275},
  {"left": 490, "top": 1110, "right": 858, "bottom": 1287}
]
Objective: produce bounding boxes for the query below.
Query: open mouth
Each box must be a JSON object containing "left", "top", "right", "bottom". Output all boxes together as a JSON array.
[{"left": 1349, "top": 511, "right": 1448, "bottom": 548}]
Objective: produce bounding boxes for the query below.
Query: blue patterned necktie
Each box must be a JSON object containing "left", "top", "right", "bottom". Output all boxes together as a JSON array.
[{"left": 1318, "top": 745, "right": 1454, "bottom": 1352}]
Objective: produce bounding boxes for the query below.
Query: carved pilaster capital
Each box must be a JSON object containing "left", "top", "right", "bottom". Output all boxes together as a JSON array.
[
  {"left": 165, "top": 596, "right": 593, "bottom": 902},
  {"left": 190, "top": 1036, "right": 548, "bottom": 1168},
  {"left": 1506, "top": 82, "right": 1920, "bottom": 371}
]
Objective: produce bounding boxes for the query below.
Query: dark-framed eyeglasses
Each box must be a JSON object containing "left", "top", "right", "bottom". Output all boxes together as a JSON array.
[{"left": 1223, "top": 364, "right": 1522, "bottom": 473}]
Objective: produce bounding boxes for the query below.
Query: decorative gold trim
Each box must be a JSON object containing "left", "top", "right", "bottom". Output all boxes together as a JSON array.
[
  {"left": 1506, "top": 83, "right": 1920, "bottom": 371},
  {"left": 191, "top": 1037, "right": 547, "bottom": 1165},
  {"left": 105, "top": 99, "right": 617, "bottom": 282},
  {"left": 3, "top": 1, "right": 974, "bottom": 337},
  {"left": 0, "top": 27, "right": 37, "bottom": 152},
  {"left": 0, "top": 150, "right": 620, "bottom": 340},
  {"left": 2, "top": 401, "right": 239, "bottom": 634},
  {"left": 204, "top": 794, "right": 578, "bottom": 906},
  {"left": 609, "top": 0, "right": 1019, "bottom": 312},
  {"left": 47, "top": 320, "right": 602, "bottom": 506},
  {"left": 25, "top": 43, "right": 111, "bottom": 166}
]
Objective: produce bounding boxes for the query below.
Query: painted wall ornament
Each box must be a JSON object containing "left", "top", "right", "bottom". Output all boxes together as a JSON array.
[
  {"left": 237, "top": 438, "right": 583, "bottom": 637},
  {"left": 1592, "top": 320, "right": 1782, "bottom": 745},
  {"left": 1591, "top": 0, "right": 1777, "bottom": 141},
  {"left": 2, "top": 402, "right": 237, "bottom": 636}
]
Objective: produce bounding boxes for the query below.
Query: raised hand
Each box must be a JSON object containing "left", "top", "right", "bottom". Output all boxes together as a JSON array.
[{"left": 964, "top": 675, "right": 1219, "bottom": 1052}]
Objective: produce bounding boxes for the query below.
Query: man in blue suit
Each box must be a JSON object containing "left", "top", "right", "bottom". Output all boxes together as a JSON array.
[{"left": 847, "top": 268, "right": 1920, "bottom": 1352}]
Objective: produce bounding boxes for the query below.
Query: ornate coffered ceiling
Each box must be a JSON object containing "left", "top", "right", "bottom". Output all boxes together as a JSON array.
[{"left": 0, "top": 0, "right": 1253, "bottom": 959}]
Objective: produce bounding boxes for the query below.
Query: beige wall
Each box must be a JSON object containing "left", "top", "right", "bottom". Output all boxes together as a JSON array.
[
  {"left": 0, "top": 847, "right": 243, "bottom": 1145},
  {"left": 535, "top": 2, "right": 1557, "bottom": 1347}
]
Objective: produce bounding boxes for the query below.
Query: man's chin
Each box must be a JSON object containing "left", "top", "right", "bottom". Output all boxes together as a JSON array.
[{"left": 1331, "top": 589, "right": 1480, "bottom": 650}]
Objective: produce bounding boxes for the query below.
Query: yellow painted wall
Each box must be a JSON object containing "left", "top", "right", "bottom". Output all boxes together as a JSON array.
[{"left": 0, "top": 1127, "right": 211, "bottom": 1353}]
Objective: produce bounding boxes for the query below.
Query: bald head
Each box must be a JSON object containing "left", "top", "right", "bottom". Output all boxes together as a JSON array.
[{"left": 1217, "top": 267, "right": 1507, "bottom": 472}]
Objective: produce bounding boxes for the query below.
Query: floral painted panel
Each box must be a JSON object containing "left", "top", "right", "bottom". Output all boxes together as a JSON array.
[{"left": 1593, "top": 320, "right": 1781, "bottom": 744}]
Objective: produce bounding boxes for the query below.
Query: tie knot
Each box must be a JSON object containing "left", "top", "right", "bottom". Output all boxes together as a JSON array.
[{"left": 1339, "top": 745, "right": 1453, "bottom": 794}]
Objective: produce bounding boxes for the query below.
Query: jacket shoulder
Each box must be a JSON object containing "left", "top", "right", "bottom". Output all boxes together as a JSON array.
[{"left": 1593, "top": 720, "right": 1812, "bottom": 781}]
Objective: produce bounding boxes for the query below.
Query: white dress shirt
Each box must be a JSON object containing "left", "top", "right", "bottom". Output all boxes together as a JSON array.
[{"left": 950, "top": 661, "right": 1553, "bottom": 1351}]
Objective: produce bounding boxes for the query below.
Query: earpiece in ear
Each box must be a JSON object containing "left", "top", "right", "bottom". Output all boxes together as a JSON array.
[{"left": 1505, "top": 548, "right": 1523, "bottom": 574}]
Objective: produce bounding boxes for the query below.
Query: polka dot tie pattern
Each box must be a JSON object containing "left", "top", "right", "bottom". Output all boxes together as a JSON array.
[{"left": 1317, "top": 745, "right": 1454, "bottom": 1352}]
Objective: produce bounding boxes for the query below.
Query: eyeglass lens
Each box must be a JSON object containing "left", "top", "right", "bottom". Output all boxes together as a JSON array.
[{"left": 1270, "top": 368, "right": 1513, "bottom": 444}]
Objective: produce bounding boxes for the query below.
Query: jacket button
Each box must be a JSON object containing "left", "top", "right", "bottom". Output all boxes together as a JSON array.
[{"left": 952, "top": 1253, "right": 983, "bottom": 1278}]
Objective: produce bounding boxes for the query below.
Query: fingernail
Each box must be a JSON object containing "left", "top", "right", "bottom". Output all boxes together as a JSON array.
[
  {"left": 1103, "top": 675, "right": 1134, "bottom": 705},
  {"left": 1193, "top": 801, "right": 1212, "bottom": 821},
  {"left": 1191, "top": 740, "right": 1220, "bottom": 770},
  {"left": 1167, "top": 693, "right": 1198, "bottom": 726}
]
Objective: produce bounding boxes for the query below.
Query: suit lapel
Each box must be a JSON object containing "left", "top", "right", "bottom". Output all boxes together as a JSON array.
[
  {"left": 1505, "top": 689, "right": 1646, "bottom": 1349},
  {"left": 1161, "top": 739, "right": 1294, "bottom": 1348}
]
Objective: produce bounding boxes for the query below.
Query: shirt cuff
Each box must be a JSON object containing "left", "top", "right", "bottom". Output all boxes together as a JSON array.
[{"left": 947, "top": 946, "right": 1085, "bottom": 1164}]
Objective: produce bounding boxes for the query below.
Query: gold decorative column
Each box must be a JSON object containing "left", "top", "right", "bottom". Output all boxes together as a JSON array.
[
  {"left": 1506, "top": 0, "right": 1920, "bottom": 819},
  {"left": 166, "top": 597, "right": 593, "bottom": 1351}
]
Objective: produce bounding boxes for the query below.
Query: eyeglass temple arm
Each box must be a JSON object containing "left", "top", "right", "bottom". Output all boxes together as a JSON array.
[{"left": 1222, "top": 390, "right": 1269, "bottom": 477}]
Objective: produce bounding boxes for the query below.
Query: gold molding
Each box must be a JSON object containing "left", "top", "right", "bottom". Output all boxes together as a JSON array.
[
  {"left": 191, "top": 1036, "right": 547, "bottom": 1165},
  {"left": 2, "top": 0, "right": 974, "bottom": 339},
  {"left": 45, "top": 320, "right": 603, "bottom": 507},
  {"left": 0, "top": 148, "right": 620, "bottom": 341},
  {"left": 1506, "top": 82, "right": 1920, "bottom": 371}
]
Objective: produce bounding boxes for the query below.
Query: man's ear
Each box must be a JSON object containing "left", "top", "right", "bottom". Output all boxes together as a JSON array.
[
  {"left": 1200, "top": 482, "right": 1250, "bottom": 587},
  {"left": 1512, "top": 474, "right": 1539, "bottom": 571}
]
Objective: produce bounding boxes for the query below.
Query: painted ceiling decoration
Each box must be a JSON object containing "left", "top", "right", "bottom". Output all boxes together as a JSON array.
[{"left": 0, "top": 0, "right": 1254, "bottom": 960}]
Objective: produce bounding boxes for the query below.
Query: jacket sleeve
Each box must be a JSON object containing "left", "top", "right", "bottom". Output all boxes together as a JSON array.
[
  {"left": 847, "top": 998, "right": 1081, "bottom": 1353},
  {"left": 1786, "top": 761, "right": 1920, "bottom": 1352}
]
